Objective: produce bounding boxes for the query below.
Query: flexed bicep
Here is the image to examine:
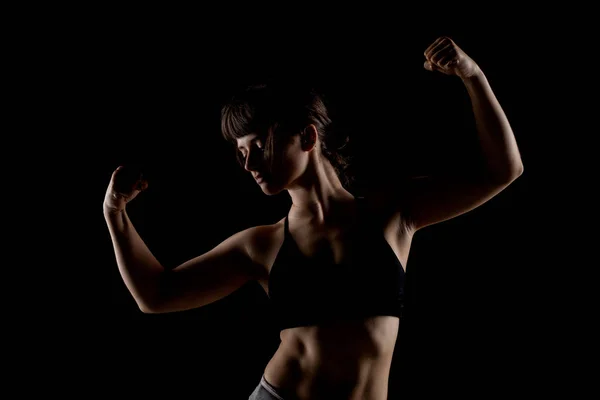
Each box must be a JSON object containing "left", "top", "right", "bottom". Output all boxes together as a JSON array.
[
  {"left": 147, "top": 227, "right": 263, "bottom": 313},
  {"left": 400, "top": 174, "right": 515, "bottom": 231}
]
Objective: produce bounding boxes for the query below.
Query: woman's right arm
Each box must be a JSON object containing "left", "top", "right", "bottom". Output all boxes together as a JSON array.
[{"left": 104, "top": 166, "right": 262, "bottom": 314}]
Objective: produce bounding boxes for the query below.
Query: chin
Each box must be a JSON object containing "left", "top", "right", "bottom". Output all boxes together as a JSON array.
[
  {"left": 260, "top": 185, "right": 284, "bottom": 196},
  {"left": 258, "top": 180, "right": 285, "bottom": 196}
]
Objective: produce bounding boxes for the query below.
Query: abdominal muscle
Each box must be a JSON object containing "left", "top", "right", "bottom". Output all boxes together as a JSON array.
[
  {"left": 254, "top": 206, "right": 408, "bottom": 399},
  {"left": 263, "top": 315, "right": 400, "bottom": 400}
]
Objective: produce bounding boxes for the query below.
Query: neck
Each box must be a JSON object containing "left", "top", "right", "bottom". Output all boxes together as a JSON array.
[{"left": 287, "top": 155, "right": 354, "bottom": 222}]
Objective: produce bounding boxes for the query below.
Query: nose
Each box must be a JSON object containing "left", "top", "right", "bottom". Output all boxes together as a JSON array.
[{"left": 244, "top": 148, "right": 262, "bottom": 172}]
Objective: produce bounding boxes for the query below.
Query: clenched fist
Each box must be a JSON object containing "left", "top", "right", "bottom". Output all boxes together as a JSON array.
[
  {"left": 103, "top": 165, "right": 148, "bottom": 214},
  {"left": 424, "top": 37, "right": 481, "bottom": 80}
]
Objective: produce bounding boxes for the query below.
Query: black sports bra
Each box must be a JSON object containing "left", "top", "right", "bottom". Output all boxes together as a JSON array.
[{"left": 267, "top": 197, "right": 405, "bottom": 331}]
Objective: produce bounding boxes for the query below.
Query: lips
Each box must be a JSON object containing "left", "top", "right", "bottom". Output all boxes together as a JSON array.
[{"left": 254, "top": 173, "right": 265, "bottom": 183}]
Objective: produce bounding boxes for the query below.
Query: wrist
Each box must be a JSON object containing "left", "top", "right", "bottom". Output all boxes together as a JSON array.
[
  {"left": 461, "top": 66, "right": 485, "bottom": 83},
  {"left": 103, "top": 204, "right": 125, "bottom": 218}
]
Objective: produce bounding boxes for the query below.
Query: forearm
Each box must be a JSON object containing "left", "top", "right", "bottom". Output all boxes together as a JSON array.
[
  {"left": 104, "top": 209, "right": 165, "bottom": 312},
  {"left": 462, "top": 71, "right": 524, "bottom": 182}
]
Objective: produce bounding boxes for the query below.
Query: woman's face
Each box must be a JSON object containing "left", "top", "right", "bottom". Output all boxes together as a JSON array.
[{"left": 236, "top": 132, "right": 307, "bottom": 196}]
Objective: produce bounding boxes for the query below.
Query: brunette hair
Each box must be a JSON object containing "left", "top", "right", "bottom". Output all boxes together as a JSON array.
[{"left": 220, "top": 82, "right": 354, "bottom": 188}]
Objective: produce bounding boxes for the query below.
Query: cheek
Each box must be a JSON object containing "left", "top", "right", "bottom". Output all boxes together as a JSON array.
[
  {"left": 278, "top": 148, "right": 305, "bottom": 178},
  {"left": 266, "top": 137, "right": 304, "bottom": 181}
]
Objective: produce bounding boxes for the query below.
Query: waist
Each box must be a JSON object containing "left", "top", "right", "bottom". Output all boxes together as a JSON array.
[{"left": 264, "top": 316, "right": 399, "bottom": 399}]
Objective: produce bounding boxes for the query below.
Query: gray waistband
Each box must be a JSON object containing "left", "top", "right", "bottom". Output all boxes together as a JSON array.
[{"left": 260, "top": 375, "right": 286, "bottom": 400}]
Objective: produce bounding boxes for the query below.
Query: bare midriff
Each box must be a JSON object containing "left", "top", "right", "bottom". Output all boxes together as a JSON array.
[{"left": 263, "top": 315, "right": 399, "bottom": 400}]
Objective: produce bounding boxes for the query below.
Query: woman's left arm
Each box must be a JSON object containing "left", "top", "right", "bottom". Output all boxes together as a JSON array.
[
  {"left": 456, "top": 59, "right": 524, "bottom": 182},
  {"left": 385, "top": 37, "right": 524, "bottom": 232}
]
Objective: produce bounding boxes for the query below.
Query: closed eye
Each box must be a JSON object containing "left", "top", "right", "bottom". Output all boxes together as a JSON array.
[{"left": 239, "top": 142, "right": 264, "bottom": 158}]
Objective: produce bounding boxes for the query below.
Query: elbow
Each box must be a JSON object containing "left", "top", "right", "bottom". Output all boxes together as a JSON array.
[
  {"left": 516, "top": 163, "right": 524, "bottom": 178},
  {"left": 139, "top": 302, "right": 171, "bottom": 314},
  {"left": 491, "top": 162, "right": 524, "bottom": 185},
  {"left": 511, "top": 162, "right": 524, "bottom": 181},
  {"left": 137, "top": 271, "right": 170, "bottom": 314},
  {"left": 506, "top": 163, "right": 524, "bottom": 183},
  {"left": 139, "top": 302, "right": 158, "bottom": 314},
  {"left": 136, "top": 295, "right": 166, "bottom": 314}
]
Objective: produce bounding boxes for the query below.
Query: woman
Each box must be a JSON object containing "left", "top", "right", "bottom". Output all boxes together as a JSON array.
[{"left": 103, "top": 37, "right": 524, "bottom": 399}]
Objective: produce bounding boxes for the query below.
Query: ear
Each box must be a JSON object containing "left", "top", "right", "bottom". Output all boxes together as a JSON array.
[{"left": 300, "top": 124, "right": 318, "bottom": 151}]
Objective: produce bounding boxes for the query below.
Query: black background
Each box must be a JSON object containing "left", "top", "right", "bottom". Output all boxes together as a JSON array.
[{"left": 35, "top": 7, "right": 567, "bottom": 399}]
